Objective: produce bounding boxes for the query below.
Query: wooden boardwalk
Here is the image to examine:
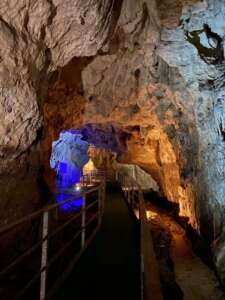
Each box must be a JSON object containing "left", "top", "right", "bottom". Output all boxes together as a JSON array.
[{"left": 55, "top": 183, "right": 140, "bottom": 300}]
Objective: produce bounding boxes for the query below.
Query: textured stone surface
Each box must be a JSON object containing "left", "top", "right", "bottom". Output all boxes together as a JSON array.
[
  {"left": 0, "top": 0, "right": 120, "bottom": 224},
  {"left": 1, "top": 0, "right": 225, "bottom": 287},
  {"left": 157, "top": 0, "right": 225, "bottom": 284},
  {"left": 42, "top": 0, "right": 198, "bottom": 230},
  {"left": 81, "top": 0, "right": 198, "bottom": 230},
  {"left": 82, "top": 0, "right": 225, "bottom": 284},
  {"left": 50, "top": 130, "right": 89, "bottom": 172}
]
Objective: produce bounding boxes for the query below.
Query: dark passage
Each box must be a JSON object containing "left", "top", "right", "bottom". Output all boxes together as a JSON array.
[{"left": 55, "top": 183, "right": 140, "bottom": 300}]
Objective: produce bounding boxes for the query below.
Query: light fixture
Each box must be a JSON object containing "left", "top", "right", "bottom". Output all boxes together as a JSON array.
[{"left": 75, "top": 183, "right": 82, "bottom": 191}]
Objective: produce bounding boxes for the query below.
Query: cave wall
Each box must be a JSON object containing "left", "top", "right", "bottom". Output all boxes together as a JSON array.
[
  {"left": 1, "top": 0, "right": 225, "bottom": 286},
  {"left": 42, "top": 0, "right": 225, "bottom": 283},
  {"left": 41, "top": 0, "right": 198, "bottom": 230},
  {"left": 0, "top": 0, "right": 121, "bottom": 224},
  {"left": 156, "top": 0, "right": 225, "bottom": 283},
  {"left": 81, "top": 0, "right": 198, "bottom": 229}
]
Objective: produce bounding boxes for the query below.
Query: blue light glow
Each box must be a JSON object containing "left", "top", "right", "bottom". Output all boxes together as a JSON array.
[
  {"left": 50, "top": 130, "right": 89, "bottom": 212},
  {"left": 56, "top": 191, "right": 83, "bottom": 212},
  {"left": 55, "top": 163, "right": 83, "bottom": 212},
  {"left": 58, "top": 162, "right": 67, "bottom": 174}
]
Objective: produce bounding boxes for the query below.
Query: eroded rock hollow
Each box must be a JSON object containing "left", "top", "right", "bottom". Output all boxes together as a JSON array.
[{"left": 1, "top": 0, "right": 225, "bottom": 287}]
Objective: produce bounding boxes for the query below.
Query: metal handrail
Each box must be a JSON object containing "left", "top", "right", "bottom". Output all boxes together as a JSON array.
[
  {"left": 116, "top": 171, "right": 163, "bottom": 300},
  {"left": 0, "top": 173, "right": 106, "bottom": 300},
  {"left": 81, "top": 170, "right": 106, "bottom": 187},
  {"left": 0, "top": 185, "right": 99, "bottom": 236},
  {"left": 0, "top": 199, "right": 99, "bottom": 278}
]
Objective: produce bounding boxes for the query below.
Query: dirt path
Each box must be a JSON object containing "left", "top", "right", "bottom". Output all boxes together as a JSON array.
[{"left": 146, "top": 204, "right": 225, "bottom": 300}]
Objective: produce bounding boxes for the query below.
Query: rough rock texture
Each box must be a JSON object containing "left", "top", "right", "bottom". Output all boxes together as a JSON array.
[
  {"left": 41, "top": 1, "right": 225, "bottom": 285},
  {"left": 42, "top": 0, "right": 197, "bottom": 229},
  {"left": 81, "top": 0, "right": 198, "bottom": 229},
  {"left": 0, "top": 0, "right": 120, "bottom": 224},
  {"left": 49, "top": 0, "right": 225, "bottom": 288},
  {"left": 50, "top": 130, "right": 89, "bottom": 172},
  {"left": 156, "top": 0, "right": 225, "bottom": 285},
  {"left": 2, "top": 0, "right": 225, "bottom": 287},
  {"left": 50, "top": 130, "right": 89, "bottom": 190}
]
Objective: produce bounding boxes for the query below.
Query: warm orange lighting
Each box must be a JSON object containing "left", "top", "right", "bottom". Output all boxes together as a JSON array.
[
  {"left": 83, "top": 158, "right": 96, "bottom": 175},
  {"left": 146, "top": 210, "right": 158, "bottom": 220},
  {"left": 132, "top": 208, "right": 158, "bottom": 220}
]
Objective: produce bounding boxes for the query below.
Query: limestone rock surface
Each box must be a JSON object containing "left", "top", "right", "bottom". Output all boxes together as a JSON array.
[
  {"left": 1, "top": 0, "right": 225, "bottom": 288},
  {"left": 0, "top": 0, "right": 119, "bottom": 224}
]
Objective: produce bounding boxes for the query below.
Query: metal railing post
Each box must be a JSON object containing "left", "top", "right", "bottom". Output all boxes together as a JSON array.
[
  {"left": 81, "top": 192, "right": 86, "bottom": 248},
  {"left": 103, "top": 181, "right": 106, "bottom": 213},
  {"left": 128, "top": 188, "right": 130, "bottom": 204},
  {"left": 40, "top": 211, "right": 49, "bottom": 300},
  {"left": 98, "top": 186, "right": 102, "bottom": 226},
  {"left": 138, "top": 188, "right": 142, "bottom": 217},
  {"left": 131, "top": 188, "right": 134, "bottom": 206}
]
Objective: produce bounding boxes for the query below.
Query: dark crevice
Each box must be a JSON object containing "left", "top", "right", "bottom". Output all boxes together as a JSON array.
[
  {"left": 186, "top": 24, "right": 224, "bottom": 65},
  {"left": 36, "top": 48, "right": 52, "bottom": 107},
  {"left": 219, "top": 124, "right": 225, "bottom": 142},
  {"left": 139, "top": 2, "right": 150, "bottom": 33},
  {"left": 100, "top": 0, "right": 123, "bottom": 50},
  {"left": 0, "top": 16, "right": 17, "bottom": 39},
  {"left": 46, "top": 0, "right": 57, "bottom": 27},
  {"left": 23, "top": 11, "right": 29, "bottom": 32},
  {"left": 48, "top": 56, "right": 94, "bottom": 97}
]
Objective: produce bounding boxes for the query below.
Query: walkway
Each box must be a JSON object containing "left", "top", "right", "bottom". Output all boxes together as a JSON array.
[{"left": 55, "top": 183, "right": 140, "bottom": 300}]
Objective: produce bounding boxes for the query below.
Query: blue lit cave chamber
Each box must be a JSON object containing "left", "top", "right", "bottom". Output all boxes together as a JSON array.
[{"left": 50, "top": 129, "right": 94, "bottom": 212}]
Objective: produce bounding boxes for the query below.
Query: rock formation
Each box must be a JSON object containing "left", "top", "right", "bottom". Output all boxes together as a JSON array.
[
  {"left": 0, "top": 0, "right": 121, "bottom": 223},
  {"left": 1, "top": 0, "right": 225, "bottom": 286},
  {"left": 50, "top": 130, "right": 89, "bottom": 181}
]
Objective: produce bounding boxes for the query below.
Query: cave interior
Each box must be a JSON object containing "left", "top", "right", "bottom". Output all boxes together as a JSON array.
[{"left": 1, "top": 0, "right": 225, "bottom": 299}]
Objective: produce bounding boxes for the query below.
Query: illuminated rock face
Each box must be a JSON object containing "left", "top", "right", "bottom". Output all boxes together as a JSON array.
[
  {"left": 50, "top": 130, "right": 89, "bottom": 173},
  {"left": 50, "top": 130, "right": 89, "bottom": 187},
  {"left": 1, "top": 0, "right": 225, "bottom": 285},
  {"left": 83, "top": 158, "right": 96, "bottom": 176},
  {"left": 47, "top": 0, "right": 225, "bottom": 283},
  {"left": 156, "top": 1, "right": 225, "bottom": 283},
  {"left": 50, "top": 130, "right": 89, "bottom": 211},
  {"left": 81, "top": 0, "right": 198, "bottom": 229},
  {"left": 0, "top": 0, "right": 120, "bottom": 223}
]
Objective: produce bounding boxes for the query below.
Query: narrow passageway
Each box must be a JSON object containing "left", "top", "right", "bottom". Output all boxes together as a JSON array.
[
  {"left": 55, "top": 183, "right": 140, "bottom": 300},
  {"left": 146, "top": 202, "right": 225, "bottom": 300}
]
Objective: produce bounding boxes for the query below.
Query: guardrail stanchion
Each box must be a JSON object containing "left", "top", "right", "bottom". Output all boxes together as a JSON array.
[
  {"left": 128, "top": 186, "right": 130, "bottom": 204},
  {"left": 131, "top": 188, "right": 134, "bottom": 207},
  {"left": 40, "top": 211, "right": 49, "bottom": 300},
  {"left": 98, "top": 185, "right": 102, "bottom": 227},
  {"left": 124, "top": 177, "right": 127, "bottom": 197},
  {"left": 81, "top": 192, "right": 86, "bottom": 248}
]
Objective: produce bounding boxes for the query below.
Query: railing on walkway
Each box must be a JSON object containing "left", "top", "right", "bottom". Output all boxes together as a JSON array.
[
  {"left": 81, "top": 170, "right": 106, "bottom": 187},
  {"left": 116, "top": 172, "right": 163, "bottom": 300},
  {"left": 0, "top": 180, "right": 106, "bottom": 300}
]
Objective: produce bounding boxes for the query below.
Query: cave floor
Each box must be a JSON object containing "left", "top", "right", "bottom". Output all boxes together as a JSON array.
[
  {"left": 54, "top": 183, "right": 140, "bottom": 300},
  {"left": 146, "top": 203, "right": 225, "bottom": 300}
]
